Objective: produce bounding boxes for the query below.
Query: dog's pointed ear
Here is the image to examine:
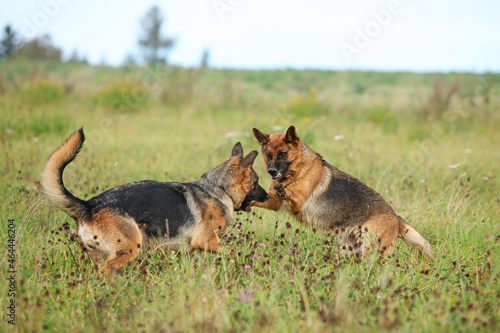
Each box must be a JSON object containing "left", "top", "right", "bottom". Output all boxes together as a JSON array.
[
  {"left": 253, "top": 128, "right": 270, "bottom": 145},
  {"left": 231, "top": 142, "right": 244, "bottom": 158},
  {"left": 241, "top": 150, "right": 258, "bottom": 168},
  {"left": 283, "top": 126, "right": 299, "bottom": 145}
]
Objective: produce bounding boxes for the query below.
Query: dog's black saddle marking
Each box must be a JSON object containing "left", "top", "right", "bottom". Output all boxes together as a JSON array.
[{"left": 87, "top": 180, "right": 195, "bottom": 238}]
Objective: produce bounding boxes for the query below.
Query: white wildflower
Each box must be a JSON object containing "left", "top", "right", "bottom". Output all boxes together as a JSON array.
[{"left": 334, "top": 135, "right": 345, "bottom": 141}]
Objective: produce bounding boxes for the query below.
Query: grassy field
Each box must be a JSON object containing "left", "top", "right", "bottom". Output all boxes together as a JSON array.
[{"left": 1, "top": 59, "right": 499, "bottom": 332}]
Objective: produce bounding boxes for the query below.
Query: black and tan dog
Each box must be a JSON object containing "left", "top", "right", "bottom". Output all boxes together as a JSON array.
[
  {"left": 252, "top": 125, "right": 433, "bottom": 258},
  {"left": 41, "top": 128, "right": 269, "bottom": 276}
]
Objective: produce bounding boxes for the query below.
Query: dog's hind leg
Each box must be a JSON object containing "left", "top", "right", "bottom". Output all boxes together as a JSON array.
[
  {"left": 80, "top": 209, "right": 143, "bottom": 277},
  {"left": 103, "top": 214, "right": 143, "bottom": 277},
  {"left": 362, "top": 214, "right": 399, "bottom": 257}
]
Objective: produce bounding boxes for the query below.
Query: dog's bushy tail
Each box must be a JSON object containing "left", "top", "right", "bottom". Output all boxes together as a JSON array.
[
  {"left": 398, "top": 216, "right": 434, "bottom": 258},
  {"left": 41, "top": 128, "right": 89, "bottom": 221}
]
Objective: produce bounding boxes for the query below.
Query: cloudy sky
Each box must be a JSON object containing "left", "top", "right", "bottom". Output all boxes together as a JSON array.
[{"left": 1, "top": 0, "right": 499, "bottom": 72}]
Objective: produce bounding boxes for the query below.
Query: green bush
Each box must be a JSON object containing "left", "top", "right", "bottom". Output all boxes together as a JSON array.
[
  {"left": 94, "top": 79, "right": 149, "bottom": 111},
  {"left": 280, "top": 86, "right": 329, "bottom": 117},
  {"left": 21, "top": 77, "right": 64, "bottom": 104},
  {"left": 363, "top": 102, "right": 398, "bottom": 132}
]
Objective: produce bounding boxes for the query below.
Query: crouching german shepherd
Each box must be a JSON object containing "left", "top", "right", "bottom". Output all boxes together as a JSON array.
[
  {"left": 252, "top": 125, "right": 433, "bottom": 258},
  {"left": 41, "top": 128, "right": 269, "bottom": 276}
]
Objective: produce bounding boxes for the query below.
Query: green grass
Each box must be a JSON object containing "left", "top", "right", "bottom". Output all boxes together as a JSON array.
[{"left": 0, "top": 60, "right": 499, "bottom": 332}]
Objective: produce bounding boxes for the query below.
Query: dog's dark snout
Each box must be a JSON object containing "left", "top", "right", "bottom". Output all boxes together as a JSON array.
[{"left": 268, "top": 166, "right": 278, "bottom": 176}]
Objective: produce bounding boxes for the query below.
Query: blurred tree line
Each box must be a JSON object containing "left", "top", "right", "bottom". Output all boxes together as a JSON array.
[
  {"left": 0, "top": 22, "right": 85, "bottom": 63},
  {"left": 0, "top": 5, "right": 186, "bottom": 66}
]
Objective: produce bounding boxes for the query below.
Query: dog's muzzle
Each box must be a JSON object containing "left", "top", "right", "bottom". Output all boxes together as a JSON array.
[{"left": 268, "top": 165, "right": 285, "bottom": 180}]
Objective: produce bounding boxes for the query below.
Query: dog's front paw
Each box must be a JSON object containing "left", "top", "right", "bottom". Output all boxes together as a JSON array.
[{"left": 273, "top": 184, "right": 286, "bottom": 199}]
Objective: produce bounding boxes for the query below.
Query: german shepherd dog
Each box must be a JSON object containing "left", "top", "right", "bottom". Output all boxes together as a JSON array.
[
  {"left": 252, "top": 126, "right": 433, "bottom": 258},
  {"left": 41, "top": 128, "right": 269, "bottom": 276}
]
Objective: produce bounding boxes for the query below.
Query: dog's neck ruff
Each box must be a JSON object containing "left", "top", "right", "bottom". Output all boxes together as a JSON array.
[
  {"left": 278, "top": 143, "right": 307, "bottom": 184},
  {"left": 200, "top": 173, "right": 242, "bottom": 213},
  {"left": 281, "top": 143, "right": 312, "bottom": 187}
]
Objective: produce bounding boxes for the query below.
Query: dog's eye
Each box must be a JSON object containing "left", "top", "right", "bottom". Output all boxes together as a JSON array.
[
  {"left": 266, "top": 152, "right": 273, "bottom": 160},
  {"left": 277, "top": 151, "right": 287, "bottom": 159},
  {"left": 87, "top": 243, "right": 96, "bottom": 250}
]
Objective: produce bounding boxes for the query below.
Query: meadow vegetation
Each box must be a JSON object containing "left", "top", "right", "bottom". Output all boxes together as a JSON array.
[{"left": 0, "top": 59, "right": 499, "bottom": 332}]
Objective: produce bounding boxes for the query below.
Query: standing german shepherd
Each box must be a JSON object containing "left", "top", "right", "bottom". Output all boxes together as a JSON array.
[
  {"left": 252, "top": 126, "right": 433, "bottom": 258},
  {"left": 41, "top": 128, "right": 269, "bottom": 276}
]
